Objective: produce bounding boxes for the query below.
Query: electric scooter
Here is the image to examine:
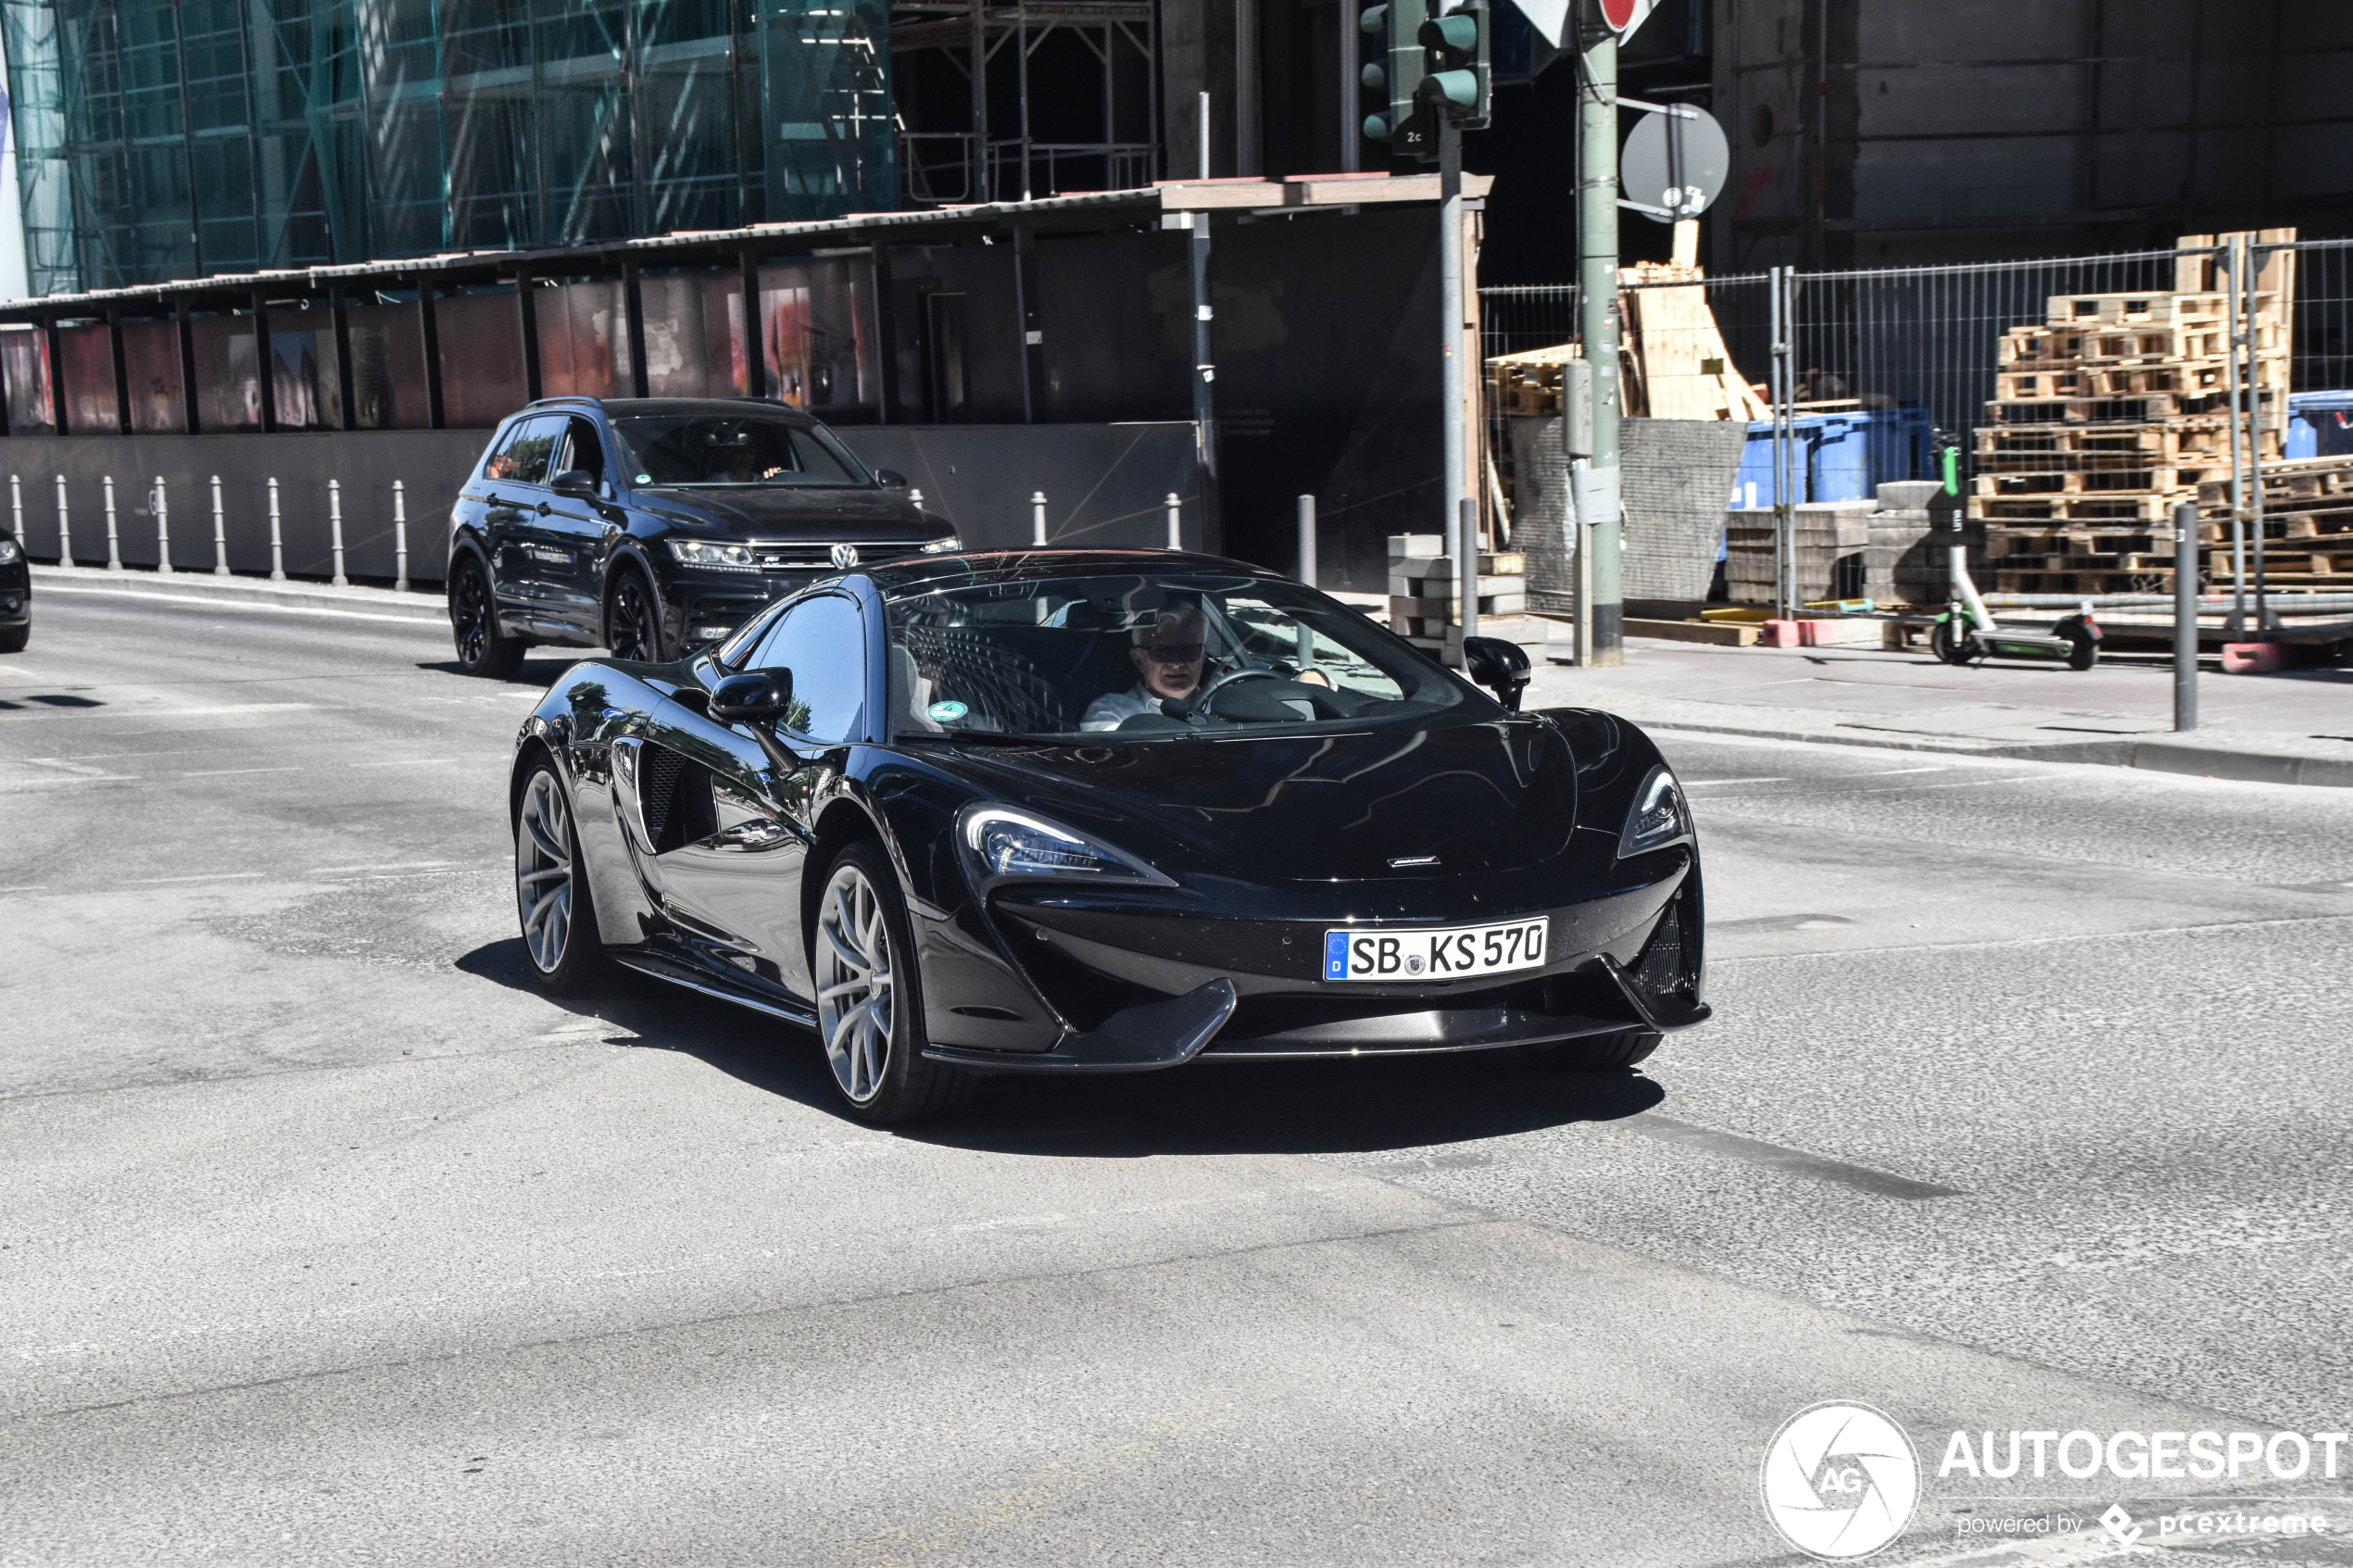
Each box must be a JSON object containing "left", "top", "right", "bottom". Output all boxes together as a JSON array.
[{"left": 1927, "top": 431, "right": 2101, "bottom": 671}]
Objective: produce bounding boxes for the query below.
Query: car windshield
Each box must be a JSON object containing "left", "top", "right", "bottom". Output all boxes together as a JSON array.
[
  {"left": 882, "top": 570, "right": 1488, "bottom": 742},
  {"left": 610, "top": 413, "right": 871, "bottom": 488}
]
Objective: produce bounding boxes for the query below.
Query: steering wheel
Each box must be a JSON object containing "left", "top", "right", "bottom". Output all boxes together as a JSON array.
[{"left": 1167, "top": 663, "right": 1284, "bottom": 718}]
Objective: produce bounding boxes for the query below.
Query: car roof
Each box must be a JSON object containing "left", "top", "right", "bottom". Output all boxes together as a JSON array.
[
  {"left": 522, "top": 395, "right": 821, "bottom": 427},
  {"left": 867, "top": 549, "right": 1280, "bottom": 594}
]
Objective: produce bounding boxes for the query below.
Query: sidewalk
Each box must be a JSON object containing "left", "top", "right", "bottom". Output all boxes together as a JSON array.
[
  {"left": 1529, "top": 636, "right": 2353, "bottom": 788},
  {"left": 30, "top": 563, "right": 446, "bottom": 623}
]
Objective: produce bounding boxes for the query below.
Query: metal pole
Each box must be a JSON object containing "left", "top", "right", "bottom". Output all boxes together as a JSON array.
[
  {"left": 1197, "top": 91, "right": 1211, "bottom": 179},
  {"left": 55, "top": 476, "right": 71, "bottom": 569},
  {"left": 1456, "top": 495, "right": 1480, "bottom": 655},
  {"left": 393, "top": 480, "right": 409, "bottom": 592},
  {"left": 2223, "top": 236, "right": 2246, "bottom": 636},
  {"left": 1166, "top": 492, "right": 1183, "bottom": 549},
  {"left": 210, "top": 474, "right": 229, "bottom": 575},
  {"left": 1578, "top": 13, "right": 1622, "bottom": 664},
  {"left": 154, "top": 478, "right": 171, "bottom": 574},
  {"left": 330, "top": 478, "right": 347, "bottom": 585},
  {"left": 1295, "top": 494, "right": 1315, "bottom": 584},
  {"left": 1440, "top": 117, "right": 1468, "bottom": 607},
  {"left": 2172, "top": 501, "right": 2198, "bottom": 732},
  {"left": 2246, "top": 239, "right": 2270, "bottom": 634},
  {"left": 104, "top": 475, "right": 122, "bottom": 571},
  {"left": 1769, "top": 266, "right": 1793, "bottom": 621},
  {"left": 1188, "top": 212, "right": 1217, "bottom": 541},
  {"left": 1030, "top": 490, "right": 1048, "bottom": 546},
  {"left": 8, "top": 474, "right": 19, "bottom": 543},
  {"left": 267, "top": 476, "right": 284, "bottom": 580},
  {"left": 1571, "top": 462, "right": 1592, "bottom": 666}
]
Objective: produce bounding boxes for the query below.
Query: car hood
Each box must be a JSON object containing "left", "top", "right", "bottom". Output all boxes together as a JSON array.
[
  {"left": 638, "top": 485, "right": 937, "bottom": 539},
  {"left": 935, "top": 718, "right": 1576, "bottom": 882}
]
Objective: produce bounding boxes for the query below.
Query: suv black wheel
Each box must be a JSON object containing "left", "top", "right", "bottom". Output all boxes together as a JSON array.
[
  {"left": 608, "top": 570, "right": 670, "bottom": 663},
  {"left": 450, "top": 557, "right": 525, "bottom": 679}
]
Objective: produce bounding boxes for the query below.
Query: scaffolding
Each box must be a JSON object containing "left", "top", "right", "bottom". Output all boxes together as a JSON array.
[{"left": 890, "top": 0, "right": 1155, "bottom": 207}]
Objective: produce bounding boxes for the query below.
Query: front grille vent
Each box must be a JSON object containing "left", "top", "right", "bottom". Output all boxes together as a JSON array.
[{"left": 751, "top": 541, "right": 927, "bottom": 572}]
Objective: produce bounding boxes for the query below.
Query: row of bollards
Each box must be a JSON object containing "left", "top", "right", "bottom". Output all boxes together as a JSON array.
[
  {"left": 1017, "top": 491, "right": 1190, "bottom": 551},
  {"left": 15, "top": 473, "right": 409, "bottom": 590}
]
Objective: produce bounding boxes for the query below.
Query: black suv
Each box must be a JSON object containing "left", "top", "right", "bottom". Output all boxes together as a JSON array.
[
  {"left": 0, "top": 527, "right": 28, "bottom": 652},
  {"left": 446, "top": 396, "right": 955, "bottom": 677}
]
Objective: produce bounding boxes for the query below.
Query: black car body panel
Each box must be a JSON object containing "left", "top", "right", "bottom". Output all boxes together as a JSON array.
[
  {"left": 513, "top": 552, "right": 1707, "bottom": 1073},
  {"left": 0, "top": 532, "right": 28, "bottom": 638},
  {"left": 453, "top": 396, "right": 953, "bottom": 657}
]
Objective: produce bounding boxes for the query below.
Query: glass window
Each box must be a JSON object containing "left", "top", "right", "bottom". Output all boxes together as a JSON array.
[
  {"left": 0, "top": 330, "right": 53, "bottom": 433},
  {"left": 537, "top": 281, "right": 632, "bottom": 399},
  {"left": 639, "top": 272, "right": 748, "bottom": 398},
  {"left": 58, "top": 324, "right": 117, "bottom": 433},
  {"left": 740, "top": 593, "right": 867, "bottom": 744},
  {"left": 190, "top": 315, "right": 263, "bottom": 432},
  {"left": 759, "top": 257, "right": 875, "bottom": 412},
  {"left": 347, "top": 302, "right": 431, "bottom": 431},
  {"left": 265, "top": 312, "right": 345, "bottom": 432},
  {"left": 121, "top": 320, "right": 186, "bottom": 433},
  {"left": 484, "top": 416, "right": 562, "bottom": 484},
  {"left": 555, "top": 417, "right": 609, "bottom": 488},
  {"left": 610, "top": 411, "right": 871, "bottom": 488},
  {"left": 434, "top": 291, "right": 527, "bottom": 429},
  {"left": 883, "top": 571, "right": 1480, "bottom": 742}
]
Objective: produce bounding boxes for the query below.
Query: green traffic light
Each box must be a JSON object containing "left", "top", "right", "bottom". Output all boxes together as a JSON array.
[
  {"left": 1359, "top": 4, "right": 1385, "bottom": 33},
  {"left": 1363, "top": 111, "right": 1392, "bottom": 139},
  {"left": 1417, "top": 68, "right": 1478, "bottom": 110},
  {"left": 1361, "top": 62, "right": 1386, "bottom": 90},
  {"left": 1418, "top": 13, "right": 1478, "bottom": 51}
]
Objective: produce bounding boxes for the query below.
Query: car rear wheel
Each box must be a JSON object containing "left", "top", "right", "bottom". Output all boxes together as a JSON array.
[
  {"left": 812, "top": 843, "right": 966, "bottom": 1124},
  {"left": 0, "top": 622, "right": 26, "bottom": 654},
  {"left": 607, "top": 570, "right": 670, "bottom": 664},
  {"left": 515, "top": 762, "right": 602, "bottom": 994},
  {"left": 450, "top": 557, "right": 525, "bottom": 678}
]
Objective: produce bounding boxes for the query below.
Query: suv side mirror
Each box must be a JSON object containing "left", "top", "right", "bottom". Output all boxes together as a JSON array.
[
  {"left": 711, "top": 670, "right": 792, "bottom": 724},
  {"left": 874, "top": 468, "right": 909, "bottom": 490},
  {"left": 550, "top": 469, "right": 599, "bottom": 499},
  {"left": 1460, "top": 635, "right": 1531, "bottom": 712}
]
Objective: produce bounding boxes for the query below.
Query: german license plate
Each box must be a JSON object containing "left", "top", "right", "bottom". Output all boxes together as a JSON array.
[{"left": 1322, "top": 919, "right": 1549, "bottom": 983}]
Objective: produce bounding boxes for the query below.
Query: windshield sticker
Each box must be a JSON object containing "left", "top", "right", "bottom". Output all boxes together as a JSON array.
[{"left": 926, "top": 700, "right": 970, "bottom": 722}]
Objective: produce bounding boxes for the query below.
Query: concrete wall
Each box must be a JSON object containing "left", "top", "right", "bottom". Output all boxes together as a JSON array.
[{"left": 0, "top": 423, "right": 1202, "bottom": 584}]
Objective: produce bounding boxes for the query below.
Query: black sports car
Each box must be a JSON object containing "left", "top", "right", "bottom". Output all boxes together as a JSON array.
[
  {"left": 0, "top": 528, "right": 27, "bottom": 652},
  {"left": 509, "top": 549, "right": 1707, "bottom": 1122},
  {"left": 447, "top": 396, "right": 956, "bottom": 678}
]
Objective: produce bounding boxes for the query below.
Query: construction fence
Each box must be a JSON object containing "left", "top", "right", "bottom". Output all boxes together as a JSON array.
[{"left": 1481, "top": 233, "right": 2353, "bottom": 634}]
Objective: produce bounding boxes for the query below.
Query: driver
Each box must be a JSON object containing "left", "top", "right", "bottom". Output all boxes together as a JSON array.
[{"left": 1080, "top": 608, "right": 1207, "bottom": 730}]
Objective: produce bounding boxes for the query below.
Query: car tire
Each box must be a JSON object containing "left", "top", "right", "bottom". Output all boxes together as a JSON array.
[
  {"left": 514, "top": 759, "right": 604, "bottom": 995},
  {"left": 0, "top": 622, "right": 26, "bottom": 654},
  {"left": 450, "top": 556, "right": 525, "bottom": 679},
  {"left": 811, "top": 841, "right": 968, "bottom": 1124},
  {"left": 1524, "top": 1026, "right": 1662, "bottom": 1073},
  {"left": 607, "top": 569, "right": 670, "bottom": 664}
]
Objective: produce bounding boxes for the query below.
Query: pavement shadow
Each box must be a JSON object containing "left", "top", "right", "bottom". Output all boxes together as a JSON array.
[
  {"left": 414, "top": 656, "right": 606, "bottom": 684},
  {"left": 454, "top": 937, "right": 1669, "bottom": 1155}
]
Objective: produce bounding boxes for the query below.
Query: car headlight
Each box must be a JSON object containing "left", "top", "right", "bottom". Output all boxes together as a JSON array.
[
  {"left": 0, "top": 535, "right": 20, "bottom": 565},
  {"left": 668, "top": 538, "right": 759, "bottom": 571},
  {"left": 1617, "top": 765, "right": 1693, "bottom": 858},
  {"left": 919, "top": 534, "right": 963, "bottom": 555},
  {"left": 960, "top": 805, "right": 1175, "bottom": 887}
]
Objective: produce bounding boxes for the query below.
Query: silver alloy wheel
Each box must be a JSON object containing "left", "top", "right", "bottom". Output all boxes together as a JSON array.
[
  {"left": 516, "top": 771, "right": 574, "bottom": 973},
  {"left": 815, "top": 861, "right": 894, "bottom": 1104}
]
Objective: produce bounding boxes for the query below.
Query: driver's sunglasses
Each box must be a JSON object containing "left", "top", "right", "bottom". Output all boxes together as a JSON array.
[{"left": 1139, "top": 641, "right": 1205, "bottom": 664}]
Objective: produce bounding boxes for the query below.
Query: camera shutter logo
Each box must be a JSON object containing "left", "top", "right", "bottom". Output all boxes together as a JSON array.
[{"left": 1760, "top": 1402, "right": 1919, "bottom": 1560}]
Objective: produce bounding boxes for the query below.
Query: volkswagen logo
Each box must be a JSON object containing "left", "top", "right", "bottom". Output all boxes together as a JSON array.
[
  {"left": 1760, "top": 1402, "right": 1919, "bottom": 1560},
  {"left": 828, "top": 542, "right": 861, "bottom": 570}
]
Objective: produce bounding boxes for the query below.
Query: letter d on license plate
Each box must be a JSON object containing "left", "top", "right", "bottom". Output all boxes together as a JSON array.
[{"left": 1322, "top": 919, "right": 1549, "bottom": 982}]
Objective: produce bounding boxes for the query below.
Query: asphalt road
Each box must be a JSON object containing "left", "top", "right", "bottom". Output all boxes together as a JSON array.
[{"left": 5, "top": 587, "right": 2350, "bottom": 1567}]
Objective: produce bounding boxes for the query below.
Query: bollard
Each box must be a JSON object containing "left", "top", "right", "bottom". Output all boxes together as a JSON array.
[
  {"left": 1456, "top": 495, "right": 1480, "bottom": 653},
  {"left": 267, "top": 476, "right": 284, "bottom": 580},
  {"left": 154, "top": 477, "right": 172, "bottom": 574},
  {"left": 329, "top": 478, "right": 347, "bottom": 586},
  {"left": 1031, "top": 491, "right": 1048, "bottom": 547},
  {"left": 8, "top": 473, "right": 20, "bottom": 544},
  {"left": 1165, "top": 492, "right": 1182, "bottom": 550},
  {"left": 211, "top": 474, "right": 229, "bottom": 575},
  {"left": 1295, "top": 494, "right": 1316, "bottom": 586},
  {"left": 54, "top": 475, "right": 72, "bottom": 568},
  {"left": 2172, "top": 500, "right": 2197, "bottom": 732},
  {"left": 393, "top": 480, "right": 409, "bottom": 592},
  {"left": 103, "top": 475, "right": 122, "bottom": 571}
]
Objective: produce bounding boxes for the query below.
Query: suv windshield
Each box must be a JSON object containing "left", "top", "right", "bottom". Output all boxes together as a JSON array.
[
  {"left": 610, "top": 412, "right": 871, "bottom": 488},
  {"left": 882, "top": 570, "right": 1488, "bottom": 741}
]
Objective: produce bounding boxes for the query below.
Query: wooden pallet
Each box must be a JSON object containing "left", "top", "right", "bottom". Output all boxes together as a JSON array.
[
  {"left": 1974, "top": 467, "right": 2225, "bottom": 497},
  {"left": 1995, "top": 361, "right": 2282, "bottom": 400},
  {"left": 1994, "top": 568, "right": 2177, "bottom": 593},
  {"left": 1998, "top": 323, "right": 2266, "bottom": 365},
  {"left": 1969, "top": 493, "right": 2187, "bottom": 522},
  {"left": 2043, "top": 290, "right": 2280, "bottom": 327},
  {"left": 1987, "top": 521, "right": 2223, "bottom": 546},
  {"left": 1975, "top": 422, "right": 2273, "bottom": 463},
  {"left": 1986, "top": 392, "right": 2253, "bottom": 425}
]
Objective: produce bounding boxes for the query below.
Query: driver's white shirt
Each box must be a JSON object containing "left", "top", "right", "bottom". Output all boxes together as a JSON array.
[{"left": 1080, "top": 682, "right": 1167, "bottom": 731}]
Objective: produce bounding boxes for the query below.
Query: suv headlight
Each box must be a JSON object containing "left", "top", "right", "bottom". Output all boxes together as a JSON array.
[
  {"left": 1617, "top": 765, "right": 1693, "bottom": 858},
  {"left": 668, "top": 538, "right": 759, "bottom": 571},
  {"left": 919, "top": 534, "right": 963, "bottom": 555},
  {"left": 0, "top": 535, "right": 20, "bottom": 565},
  {"left": 960, "top": 805, "right": 1175, "bottom": 888}
]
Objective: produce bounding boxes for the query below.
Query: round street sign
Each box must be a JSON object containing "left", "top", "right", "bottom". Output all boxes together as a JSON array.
[
  {"left": 1620, "top": 104, "right": 1730, "bottom": 221},
  {"left": 1598, "top": 0, "right": 1655, "bottom": 37}
]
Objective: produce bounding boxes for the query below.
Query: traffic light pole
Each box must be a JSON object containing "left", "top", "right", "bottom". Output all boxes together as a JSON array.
[
  {"left": 1575, "top": 10, "right": 1622, "bottom": 664},
  {"left": 1439, "top": 114, "right": 1468, "bottom": 634}
]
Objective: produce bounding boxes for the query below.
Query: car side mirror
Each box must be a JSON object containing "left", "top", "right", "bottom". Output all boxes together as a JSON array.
[
  {"left": 1461, "top": 635, "right": 1531, "bottom": 712},
  {"left": 550, "top": 469, "right": 598, "bottom": 499},
  {"left": 711, "top": 670, "right": 792, "bottom": 724},
  {"left": 874, "top": 468, "right": 909, "bottom": 489}
]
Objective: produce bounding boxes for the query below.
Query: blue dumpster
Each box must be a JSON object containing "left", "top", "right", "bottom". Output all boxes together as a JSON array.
[
  {"left": 2286, "top": 391, "right": 2353, "bottom": 459},
  {"left": 1730, "top": 416, "right": 1826, "bottom": 510}
]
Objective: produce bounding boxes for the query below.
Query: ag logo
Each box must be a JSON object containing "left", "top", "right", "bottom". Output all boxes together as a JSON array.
[{"left": 1760, "top": 1402, "right": 1919, "bottom": 1560}]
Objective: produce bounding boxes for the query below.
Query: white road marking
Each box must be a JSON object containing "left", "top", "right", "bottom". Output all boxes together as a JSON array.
[
  {"left": 1683, "top": 775, "right": 1791, "bottom": 786},
  {"left": 347, "top": 757, "right": 460, "bottom": 768},
  {"left": 0, "top": 701, "right": 317, "bottom": 721},
  {"left": 179, "top": 766, "right": 298, "bottom": 778},
  {"left": 120, "top": 872, "right": 266, "bottom": 886},
  {"left": 0, "top": 884, "right": 48, "bottom": 894},
  {"left": 34, "top": 582, "right": 446, "bottom": 629},
  {"left": 1852, "top": 764, "right": 1950, "bottom": 775},
  {"left": 308, "top": 861, "right": 458, "bottom": 876}
]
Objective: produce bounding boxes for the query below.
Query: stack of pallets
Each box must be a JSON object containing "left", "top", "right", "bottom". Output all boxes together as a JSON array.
[
  {"left": 1387, "top": 534, "right": 1549, "bottom": 663},
  {"left": 1969, "top": 231, "right": 2293, "bottom": 595},
  {"left": 2195, "top": 454, "right": 2353, "bottom": 591}
]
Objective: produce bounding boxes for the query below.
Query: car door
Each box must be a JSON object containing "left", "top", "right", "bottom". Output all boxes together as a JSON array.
[
  {"left": 538, "top": 414, "right": 620, "bottom": 637},
  {"left": 476, "top": 415, "right": 561, "bottom": 608},
  {"left": 622, "top": 593, "right": 871, "bottom": 998}
]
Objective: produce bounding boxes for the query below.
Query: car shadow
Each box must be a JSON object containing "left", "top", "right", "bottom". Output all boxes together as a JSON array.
[
  {"left": 416, "top": 656, "right": 606, "bottom": 684},
  {"left": 456, "top": 938, "right": 1668, "bottom": 1156}
]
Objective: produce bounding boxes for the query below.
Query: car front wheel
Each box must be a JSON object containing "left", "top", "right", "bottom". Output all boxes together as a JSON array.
[
  {"left": 515, "top": 761, "right": 603, "bottom": 994},
  {"left": 812, "top": 843, "right": 966, "bottom": 1123},
  {"left": 450, "top": 557, "right": 525, "bottom": 678},
  {"left": 607, "top": 570, "right": 670, "bottom": 663}
]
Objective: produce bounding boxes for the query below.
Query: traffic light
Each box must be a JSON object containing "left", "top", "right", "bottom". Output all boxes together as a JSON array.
[
  {"left": 1416, "top": 0, "right": 1491, "bottom": 130},
  {"left": 1358, "top": 0, "right": 1430, "bottom": 153}
]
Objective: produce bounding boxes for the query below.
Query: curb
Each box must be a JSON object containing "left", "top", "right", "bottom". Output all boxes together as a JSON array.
[
  {"left": 31, "top": 564, "right": 446, "bottom": 624},
  {"left": 1623, "top": 714, "right": 2353, "bottom": 790}
]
